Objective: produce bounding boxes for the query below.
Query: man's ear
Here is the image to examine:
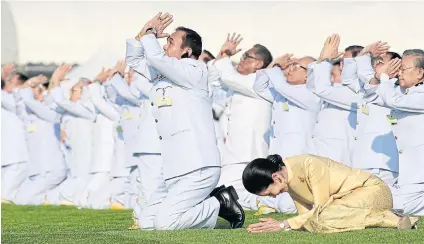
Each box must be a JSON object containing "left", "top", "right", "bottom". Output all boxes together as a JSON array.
[
  {"left": 255, "top": 60, "right": 264, "bottom": 70},
  {"left": 418, "top": 68, "right": 424, "bottom": 81},
  {"left": 186, "top": 48, "right": 193, "bottom": 57}
]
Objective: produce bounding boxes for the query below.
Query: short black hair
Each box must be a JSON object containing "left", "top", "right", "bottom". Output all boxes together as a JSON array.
[
  {"left": 242, "top": 154, "right": 285, "bottom": 194},
  {"left": 332, "top": 60, "right": 341, "bottom": 66},
  {"left": 176, "top": 26, "right": 202, "bottom": 59},
  {"left": 387, "top": 51, "right": 401, "bottom": 60},
  {"left": 345, "top": 45, "right": 364, "bottom": 58},
  {"left": 16, "top": 73, "right": 29, "bottom": 84},
  {"left": 202, "top": 50, "right": 215, "bottom": 63},
  {"left": 253, "top": 44, "right": 273, "bottom": 69}
]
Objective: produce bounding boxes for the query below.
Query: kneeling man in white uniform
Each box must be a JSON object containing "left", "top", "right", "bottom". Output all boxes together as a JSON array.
[{"left": 126, "top": 12, "right": 244, "bottom": 230}]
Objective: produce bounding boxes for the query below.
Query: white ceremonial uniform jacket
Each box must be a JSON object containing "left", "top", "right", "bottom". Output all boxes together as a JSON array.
[
  {"left": 343, "top": 56, "right": 399, "bottom": 173},
  {"left": 253, "top": 67, "right": 321, "bottom": 158},
  {"left": 126, "top": 34, "right": 220, "bottom": 180},
  {"left": 86, "top": 82, "right": 121, "bottom": 173},
  {"left": 50, "top": 87, "right": 95, "bottom": 177},
  {"left": 211, "top": 57, "right": 271, "bottom": 166},
  {"left": 106, "top": 75, "right": 143, "bottom": 166},
  {"left": 307, "top": 61, "right": 361, "bottom": 166},
  {"left": 207, "top": 60, "right": 230, "bottom": 159},
  {"left": 1, "top": 90, "right": 29, "bottom": 166},
  {"left": 14, "top": 87, "right": 66, "bottom": 175},
  {"left": 112, "top": 61, "right": 160, "bottom": 155},
  {"left": 375, "top": 75, "right": 424, "bottom": 185}
]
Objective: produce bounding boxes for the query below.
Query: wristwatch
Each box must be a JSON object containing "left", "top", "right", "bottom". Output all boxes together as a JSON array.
[
  {"left": 321, "top": 58, "right": 331, "bottom": 63},
  {"left": 146, "top": 27, "right": 158, "bottom": 38},
  {"left": 220, "top": 49, "right": 232, "bottom": 57},
  {"left": 273, "top": 63, "right": 282, "bottom": 69}
]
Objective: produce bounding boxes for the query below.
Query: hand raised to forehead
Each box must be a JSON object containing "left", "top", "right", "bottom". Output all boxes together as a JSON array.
[
  {"left": 219, "top": 32, "right": 243, "bottom": 57},
  {"left": 51, "top": 64, "right": 72, "bottom": 84},
  {"left": 388, "top": 58, "right": 402, "bottom": 77},
  {"left": 274, "top": 53, "right": 296, "bottom": 70},
  {"left": 94, "top": 67, "right": 110, "bottom": 83},
  {"left": 139, "top": 12, "right": 174, "bottom": 39},
  {"left": 319, "top": 34, "right": 344, "bottom": 62},
  {"left": 27, "top": 74, "right": 48, "bottom": 87},
  {"left": 360, "top": 41, "right": 390, "bottom": 58},
  {"left": 113, "top": 60, "right": 127, "bottom": 77},
  {"left": 376, "top": 57, "right": 402, "bottom": 79}
]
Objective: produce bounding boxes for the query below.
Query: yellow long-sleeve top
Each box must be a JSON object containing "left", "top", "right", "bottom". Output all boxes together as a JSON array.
[{"left": 284, "top": 154, "right": 373, "bottom": 229}]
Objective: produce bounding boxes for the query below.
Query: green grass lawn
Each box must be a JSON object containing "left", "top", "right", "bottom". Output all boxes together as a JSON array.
[{"left": 1, "top": 204, "right": 423, "bottom": 244}]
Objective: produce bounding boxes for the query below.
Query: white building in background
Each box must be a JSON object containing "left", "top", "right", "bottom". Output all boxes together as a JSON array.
[
  {"left": 1, "top": 1, "right": 19, "bottom": 64},
  {"left": 2, "top": 1, "right": 424, "bottom": 65}
]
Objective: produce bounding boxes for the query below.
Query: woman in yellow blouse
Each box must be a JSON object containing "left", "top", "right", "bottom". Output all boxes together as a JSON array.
[{"left": 243, "top": 154, "right": 419, "bottom": 233}]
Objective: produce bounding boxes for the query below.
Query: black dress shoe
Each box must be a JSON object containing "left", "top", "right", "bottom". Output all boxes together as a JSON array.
[
  {"left": 214, "top": 186, "right": 245, "bottom": 229},
  {"left": 210, "top": 185, "right": 225, "bottom": 198}
]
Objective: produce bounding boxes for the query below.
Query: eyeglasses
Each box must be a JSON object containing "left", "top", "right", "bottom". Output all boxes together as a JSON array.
[
  {"left": 241, "top": 52, "right": 260, "bottom": 61},
  {"left": 373, "top": 59, "right": 384, "bottom": 66},
  {"left": 399, "top": 66, "right": 416, "bottom": 72},
  {"left": 289, "top": 63, "right": 307, "bottom": 71}
]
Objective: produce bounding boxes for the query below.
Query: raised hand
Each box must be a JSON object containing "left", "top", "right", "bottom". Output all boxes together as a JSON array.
[
  {"left": 318, "top": 34, "right": 344, "bottom": 63},
  {"left": 51, "top": 64, "right": 72, "bottom": 84},
  {"left": 70, "top": 80, "right": 85, "bottom": 102},
  {"left": 376, "top": 58, "right": 402, "bottom": 79},
  {"left": 26, "top": 74, "right": 48, "bottom": 88},
  {"left": 137, "top": 12, "right": 174, "bottom": 39},
  {"left": 273, "top": 53, "right": 296, "bottom": 69},
  {"left": 114, "top": 60, "right": 127, "bottom": 77},
  {"left": 360, "top": 41, "right": 390, "bottom": 58},
  {"left": 1, "top": 64, "right": 16, "bottom": 81},
  {"left": 107, "top": 60, "right": 126, "bottom": 80},
  {"left": 94, "top": 67, "right": 110, "bottom": 84},
  {"left": 219, "top": 32, "right": 243, "bottom": 58}
]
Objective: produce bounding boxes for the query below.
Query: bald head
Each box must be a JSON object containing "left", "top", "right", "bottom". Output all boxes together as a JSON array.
[
  {"left": 298, "top": 56, "right": 316, "bottom": 66},
  {"left": 286, "top": 56, "right": 316, "bottom": 85}
]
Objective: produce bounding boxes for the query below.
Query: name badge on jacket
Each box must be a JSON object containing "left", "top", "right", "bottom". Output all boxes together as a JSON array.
[
  {"left": 282, "top": 102, "right": 290, "bottom": 111},
  {"left": 361, "top": 104, "right": 369, "bottom": 115},
  {"left": 386, "top": 115, "right": 398, "bottom": 125},
  {"left": 27, "top": 124, "right": 37, "bottom": 133},
  {"left": 123, "top": 111, "right": 134, "bottom": 120},
  {"left": 157, "top": 96, "right": 172, "bottom": 107},
  {"left": 156, "top": 86, "right": 173, "bottom": 107}
]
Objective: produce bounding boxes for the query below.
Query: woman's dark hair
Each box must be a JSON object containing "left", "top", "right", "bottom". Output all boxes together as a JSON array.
[{"left": 242, "top": 154, "right": 285, "bottom": 195}]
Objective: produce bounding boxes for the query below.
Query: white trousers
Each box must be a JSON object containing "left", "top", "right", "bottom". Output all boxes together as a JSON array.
[
  {"left": 1, "top": 162, "right": 28, "bottom": 201},
  {"left": 364, "top": 168, "right": 398, "bottom": 187},
  {"left": 218, "top": 163, "right": 296, "bottom": 213},
  {"left": 14, "top": 170, "right": 67, "bottom": 205},
  {"left": 140, "top": 166, "right": 221, "bottom": 230},
  {"left": 136, "top": 154, "right": 162, "bottom": 208},
  {"left": 391, "top": 183, "right": 424, "bottom": 216},
  {"left": 52, "top": 174, "right": 90, "bottom": 205},
  {"left": 133, "top": 153, "right": 162, "bottom": 221},
  {"left": 79, "top": 172, "right": 112, "bottom": 209},
  {"left": 109, "top": 167, "right": 137, "bottom": 209}
]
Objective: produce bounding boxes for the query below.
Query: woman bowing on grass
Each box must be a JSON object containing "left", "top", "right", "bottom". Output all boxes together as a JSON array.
[{"left": 243, "top": 154, "right": 420, "bottom": 233}]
